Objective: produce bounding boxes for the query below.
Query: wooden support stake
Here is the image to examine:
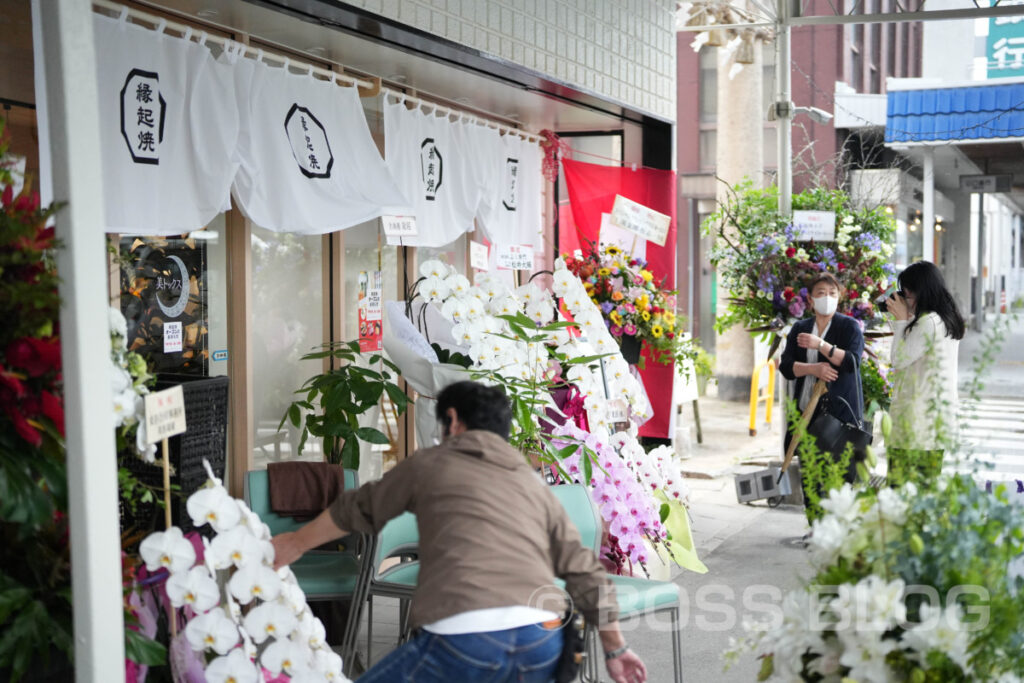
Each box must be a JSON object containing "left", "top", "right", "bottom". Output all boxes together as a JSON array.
[
  {"left": 780, "top": 379, "right": 827, "bottom": 474},
  {"left": 161, "top": 437, "right": 177, "bottom": 638}
]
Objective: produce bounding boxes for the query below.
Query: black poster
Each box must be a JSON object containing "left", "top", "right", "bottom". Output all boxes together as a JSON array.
[{"left": 119, "top": 236, "right": 209, "bottom": 375}]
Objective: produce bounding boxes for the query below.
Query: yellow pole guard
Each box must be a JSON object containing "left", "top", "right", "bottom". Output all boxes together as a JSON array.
[{"left": 748, "top": 358, "right": 777, "bottom": 436}]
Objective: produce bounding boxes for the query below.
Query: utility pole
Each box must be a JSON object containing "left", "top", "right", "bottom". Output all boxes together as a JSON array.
[{"left": 775, "top": 0, "right": 792, "bottom": 218}]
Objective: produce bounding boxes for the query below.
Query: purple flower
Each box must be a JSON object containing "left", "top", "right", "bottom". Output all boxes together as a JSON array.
[
  {"left": 799, "top": 287, "right": 808, "bottom": 298},
  {"left": 788, "top": 298, "right": 806, "bottom": 317},
  {"left": 815, "top": 262, "right": 827, "bottom": 271},
  {"left": 600, "top": 302, "right": 614, "bottom": 314}
]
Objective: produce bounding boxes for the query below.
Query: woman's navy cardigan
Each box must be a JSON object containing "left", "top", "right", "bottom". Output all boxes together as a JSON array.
[{"left": 778, "top": 312, "right": 865, "bottom": 425}]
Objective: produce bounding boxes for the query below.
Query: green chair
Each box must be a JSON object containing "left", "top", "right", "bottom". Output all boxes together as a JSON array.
[
  {"left": 549, "top": 483, "right": 685, "bottom": 683},
  {"left": 365, "top": 511, "right": 420, "bottom": 663},
  {"left": 244, "top": 468, "right": 373, "bottom": 674}
]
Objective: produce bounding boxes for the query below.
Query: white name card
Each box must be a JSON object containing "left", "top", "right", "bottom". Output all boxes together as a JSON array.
[
  {"left": 496, "top": 243, "right": 535, "bottom": 271},
  {"left": 609, "top": 195, "right": 671, "bottom": 247},
  {"left": 382, "top": 215, "right": 418, "bottom": 238},
  {"left": 792, "top": 210, "right": 836, "bottom": 242},
  {"left": 163, "top": 321, "right": 183, "bottom": 353},
  {"left": 144, "top": 385, "right": 187, "bottom": 444},
  {"left": 470, "top": 240, "right": 489, "bottom": 271}
]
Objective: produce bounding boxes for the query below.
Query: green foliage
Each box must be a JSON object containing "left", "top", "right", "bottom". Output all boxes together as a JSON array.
[
  {"left": 785, "top": 399, "right": 853, "bottom": 523},
  {"left": 430, "top": 343, "right": 472, "bottom": 368},
  {"left": 282, "top": 340, "right": 409, "bottom": 468},
  {"left": 861, "top": 354, "right": 893, "bottom": 419}
]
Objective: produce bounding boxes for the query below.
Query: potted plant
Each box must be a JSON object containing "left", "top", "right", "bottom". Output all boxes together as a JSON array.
[{"left": 281, "top": 341, "right": 409, "bottom": 469}]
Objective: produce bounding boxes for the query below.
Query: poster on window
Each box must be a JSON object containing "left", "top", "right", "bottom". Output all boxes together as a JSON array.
[
  {"left": 358, "top": 270, "right": 383, "bottom": 353},
  {"left": 119, "top": 236, "right": 209, "bottom": 375}
]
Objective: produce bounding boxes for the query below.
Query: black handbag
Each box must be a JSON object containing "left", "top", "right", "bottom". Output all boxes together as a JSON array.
[
  {"left": 553, "top": 610, "right": 586, "bottom": 683},
  {"left": 806, "top": 357, "right": 873, "bottom": 462}
]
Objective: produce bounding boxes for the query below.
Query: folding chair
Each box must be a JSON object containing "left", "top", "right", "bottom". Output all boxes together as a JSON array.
[
  {"left": 364, "top": 511, "right": 420, "bottom": 664},
  {"left": 244, "top": 469, "right": 374, "bottom": 674},
  {"left": 550, "top": 483, "right": 684, "bottom": 683}
]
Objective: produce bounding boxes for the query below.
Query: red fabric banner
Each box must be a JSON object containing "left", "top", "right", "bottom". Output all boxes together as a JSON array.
[{"left": 560, "top": 158, "right": 678, "bottom": 439}]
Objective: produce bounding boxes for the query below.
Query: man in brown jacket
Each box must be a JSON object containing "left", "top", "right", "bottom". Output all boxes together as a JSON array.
[{"left": 272, "top": 380, "right": 647, "bottom": 683}]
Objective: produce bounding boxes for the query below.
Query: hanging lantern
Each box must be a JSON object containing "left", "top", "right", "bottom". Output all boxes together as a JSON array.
[{"left": 735, "top": 32, "right": 756, "bottom": 65}]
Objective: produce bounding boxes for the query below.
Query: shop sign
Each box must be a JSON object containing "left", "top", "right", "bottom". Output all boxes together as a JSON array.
[
  {"left": 503, "top": 157, "right": 519, "bottom": 211},
  {"left": 470, "top": 241, "right": 490, "bottom": 270},
  {"left": 120, "top": 68, "right": 166, "bottom": 165},
  {"left": 792, "top": 210, "right": 836, "bottom": 242},
  {"left": 382, "top": 215, "right": 419, "bottom": 237},
  {"left": 609, "top": 195, "right": 671, "bottom": 247},
  {"left": 989, "top": 6, "right": 1024, "bottom": 79},
  {"left": 358, "top": 271, "right": 383, "bottom": 353},
  {"left": 163, "top": 321, "right": 183, "bottom": 353},
  {"left": 959, "top": 174, "right": 1012, "bottom": 193},
  {"left": 420, "top": 138, "right": 443, "bottom": 200},
  {"left": 144, "top": 385, "right": 187, "bottom": 445},
  {"left": 496, "top": 243, "right": 535, "bottom": 271},
  {"left": 284, "top": 104, "right": 333, "bottom": 179}
]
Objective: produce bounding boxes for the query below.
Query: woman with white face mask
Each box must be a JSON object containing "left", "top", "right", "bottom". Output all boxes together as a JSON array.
[{"left": 779, "top": 272, "right": 866, "bottom": 520}]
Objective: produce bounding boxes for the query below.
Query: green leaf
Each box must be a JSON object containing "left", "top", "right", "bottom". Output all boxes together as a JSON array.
[
  {"left": 757, "top": 655, "right": 774, "bottom": 681},
  {"left": 582, "top": 452, "right": 593, "bottom": 485},
  {"left": 340, "top": 438, "right": 360, "bottom": 470},
  {"left": 288, "top": 404, "right": 302, "bottom": 428},
  {"left": 660, "top": 503, "right": 671, "bottom": 524},
  {"left": 384, "top": 383, "right": 409, "bottom": 412},
  {"left": 355, "top": 427, "right": 391, "bottom": 445},
  {"left": 0, "top": 585, "right": 31, "bottom": 625},
  {"left": 125, "top": 628, "right": 167, "bottom": 665},
  {"left": 554, "top": 444, "right": 579, "bottom": 460}
]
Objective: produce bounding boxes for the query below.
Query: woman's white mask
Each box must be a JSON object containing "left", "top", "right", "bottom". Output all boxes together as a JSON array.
[{"left": 812, "top": 295, "right": 838, "bottom": 316}]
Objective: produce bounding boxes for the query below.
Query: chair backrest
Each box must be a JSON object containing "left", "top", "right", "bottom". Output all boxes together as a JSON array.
[
  {"left": 550, "top": 484, "right": 601, "bottom": 552},
  {"left": 374, "top": 511, "right": 419, "bottom": 569},
  {"left": 244, "top": 468, "right": 358, "bottom": 537}
]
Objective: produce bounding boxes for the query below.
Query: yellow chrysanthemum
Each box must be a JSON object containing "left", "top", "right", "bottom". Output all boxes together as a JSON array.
[
  {"left": 651, "top": 324, "right": 663, "bottom": 338},
  {"left": 641, "top": 311, "right": 651, "bottom": 322},
  {"left": 640, "top": 270, "right": 654, "bottom": 282}
]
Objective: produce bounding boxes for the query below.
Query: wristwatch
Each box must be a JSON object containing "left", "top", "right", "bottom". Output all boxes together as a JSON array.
[{"left": 605, "top": 644, "right": 630, "bottom": 661}]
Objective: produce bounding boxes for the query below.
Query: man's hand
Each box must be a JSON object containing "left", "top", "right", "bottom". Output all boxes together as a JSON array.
[
  {"left": 813, "top": 362, "right": 838, "bottom": 382},
  {"left": 796, "top": 332, "right": 823, "bottom": 350},
  {"left": 271, "top": 531, "right": 305, "bottom": 570},
  {"left": 606, "top": 649, "right": 647, "bottom": 683}
]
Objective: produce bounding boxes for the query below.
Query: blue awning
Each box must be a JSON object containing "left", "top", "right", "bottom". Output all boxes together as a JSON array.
[{"left": 885, "top": 82, "right": 1024, "bottom": 144}]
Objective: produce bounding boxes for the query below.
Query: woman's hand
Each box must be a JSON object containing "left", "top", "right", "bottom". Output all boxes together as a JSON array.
[
  {"left": 797, "top": 333, "right": 823, "bottom": 350},
  {"left": 813, "top": 362, "right": 838, "bottom": 382},
  {"left": 888, "top": 293, "right": 910, "bottom": 321}
]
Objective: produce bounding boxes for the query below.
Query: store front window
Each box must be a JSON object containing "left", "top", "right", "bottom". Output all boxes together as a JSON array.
[{"left": 251, "top": 225, "right": 324, "bottom": 468}]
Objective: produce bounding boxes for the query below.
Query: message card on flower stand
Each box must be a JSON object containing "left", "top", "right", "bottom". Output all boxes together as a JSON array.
[{"left": 144, "top": 386, "right": 188, "bottom": 525}]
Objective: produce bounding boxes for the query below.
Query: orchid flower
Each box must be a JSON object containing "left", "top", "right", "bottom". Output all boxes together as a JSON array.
[
  {"left": 187, "top": 484, "right": 242, "bottom": 533},
  {"left": 242, "top": 602, "right": 298, "bottom": 644},
  {"left": 228, "top": 563, "right": 283, "bottom": 605},
  {"left": 204, "top": 647, "right": 259, "bottom": 683},
  {"left": 313, "top": 649, "right": 345, "bottom": 681},
  {"left": 295, "top": 609, "right": 328, "bottom": 650},
  {"left": 166, "top": 565, "right": 221, "bottom": 612},
  {"left": 418, "top": 259, "right": 450, "bottom": 279},
  {"left": 260, "top": 637, "right": 313, "bottom": 676},
  {"left": 208, "top": 525, "right": 273, "bottom": 570},
  {"left": 184, "top": 607, "right": 240, "bottom": 655},
  {"left": 139, "top": 526, "right": 196, "bottom": 574}
]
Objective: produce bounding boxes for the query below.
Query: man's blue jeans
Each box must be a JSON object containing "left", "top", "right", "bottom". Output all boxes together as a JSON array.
[{"left": 357, "top": 622, "right": 564, "bottom": 682}]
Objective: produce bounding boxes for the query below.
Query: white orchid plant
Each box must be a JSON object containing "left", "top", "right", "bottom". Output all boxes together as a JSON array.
[
  {"left": 408, "top": 259, "right": 691, "bottom": 569},
  {"left": 728, "top": 476, "right": 1024, "bottom": 682},
  {"left": 110, "top": 306, "right": 157, "bottom": 462},
  {"left": 138, "top": 461, "right": 350, "bottom": 683}
]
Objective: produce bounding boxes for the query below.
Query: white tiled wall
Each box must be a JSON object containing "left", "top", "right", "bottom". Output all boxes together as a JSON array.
[{"left": 351, "top": 0, "right": 677, "bottom": 121}]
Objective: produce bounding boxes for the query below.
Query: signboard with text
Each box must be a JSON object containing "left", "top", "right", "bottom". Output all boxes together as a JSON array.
[
  {"left": 959, "top": 174, "right": 1012, "bottom": 193},
  {"left": 144, "top": 385, "right": 187, "bottom": 445},
  {"left": 989, "top": 6, "right": 1024, "bottom": 79},
  {"left": 609, "top": 195, "right": 671, "bottom": 247},
  {"left": 382, "top": 215, "right": 418, "bottom": 240},
  {"left": 792, "top": 210, "right": 836, "bottom": 242},
  {"left": 496, "top": 243, "right": 535, "bottom": 271},
  {"left": 358, "top": 270, "right": 383, "bottom": 352},
  {"left": 470, "top": 240, "right": 489, "bottom": 270}
]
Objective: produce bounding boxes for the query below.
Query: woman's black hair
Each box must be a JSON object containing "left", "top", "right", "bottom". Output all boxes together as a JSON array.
[
  {"left": 897, "top": 260, "right": 965, "bottom": 340},
  {"left": 435, "top": 381, "right": 512, "bottom": 440}
]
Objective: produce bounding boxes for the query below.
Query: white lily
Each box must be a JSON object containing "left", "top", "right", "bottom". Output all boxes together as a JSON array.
[
  {"left": 187, "top": 485, "right": 242, "bottom": 533},
  {"left": 208, "top": 525, "right": 272, "bottom": 570},
  {"left": 228, "top": 563, "right": 283, "bottom": 605},
  {"left": 184, "top": 607, "right": 240, "bottom": 655},
  {"left": 166, "top": 565, "right": 220, "bottom": 612},
  {"left": 139, "top": 526, "right": 196, "bottom": 574},
  {"left": 205, "top": 647, "right": 258, "bottom": 683},
  {"left": 260, "top": 637, "right": 313, "bottom": 676}
]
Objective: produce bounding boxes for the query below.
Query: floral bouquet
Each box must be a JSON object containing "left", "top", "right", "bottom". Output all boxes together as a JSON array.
[
  {"left": 706, "top": 184, "right": 896, "bottom": 342},
  {"left": 730, "top": 474, "right": 1024, "bottom": 681},
  {"left": 561, "top": 244, "right": 683, "bottom": 365},
  {"left": 136, "top": 461, "right": 350, "bottom": 683}
]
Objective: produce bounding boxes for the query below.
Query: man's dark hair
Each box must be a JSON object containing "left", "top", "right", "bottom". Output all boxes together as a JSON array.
[{"left": 435, "top": 381, "right": 512, "bottom": 440}]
